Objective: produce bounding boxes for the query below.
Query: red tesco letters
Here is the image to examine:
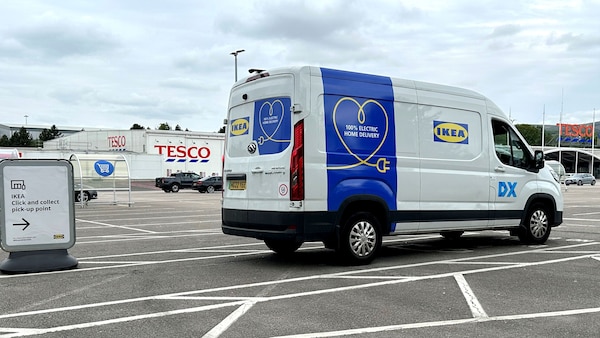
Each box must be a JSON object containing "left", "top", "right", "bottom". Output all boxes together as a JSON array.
[
  {"left": 108, "top": 135, "right": 126, "bottom": 148},
  {"left": 557, "top": 123, "right": 594, "bottom": 138},
  {"left": 154, "top": 145, "right": 211, "bottom": 158}
]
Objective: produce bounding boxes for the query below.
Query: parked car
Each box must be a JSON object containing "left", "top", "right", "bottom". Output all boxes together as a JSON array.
[
  {"left": 564, "top": 173, "right": 596, "bottom": 186},
  {"left": 74, "top": 185, "right": 98, "bottom": 202},
  {"left": 192, "top": 176, "right": 223, "bottom": 193},
  {"left": 155, "top": 172, "right": 200, "bottom": 193}
]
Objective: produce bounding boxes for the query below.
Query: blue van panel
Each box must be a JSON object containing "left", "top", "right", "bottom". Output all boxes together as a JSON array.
[
  {"left": 321, "top": 68, "right": 397, "bottom": 211},
  {"left": 252, "top": 97, "right": 292, "bottom": 155}
]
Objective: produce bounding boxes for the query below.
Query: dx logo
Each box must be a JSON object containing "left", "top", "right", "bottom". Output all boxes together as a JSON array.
[{"left": 498, "top": 181, "right": 517, "bottom": 198}]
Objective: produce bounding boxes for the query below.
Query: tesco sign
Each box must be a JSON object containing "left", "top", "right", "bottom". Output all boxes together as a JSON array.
[
  {"left": 557, "top": 123, "right": 595, "bottom": 138},
  {"left": 154, "top": 145, "right": 211, "bottom": 162},
  {"left": 108, "top": 135, "right": 126, "bottom": 148}
]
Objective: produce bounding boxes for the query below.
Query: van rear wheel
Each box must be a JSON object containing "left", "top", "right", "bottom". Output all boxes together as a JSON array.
[
  {"left": 338, "top": 212, "right": 381, "bottom": 265},
  {"left": 518, "top": 203, "right": 551, "bottom": 244},
  {"left": 264, "top": 239, "right": 302, "bottom": 255}
]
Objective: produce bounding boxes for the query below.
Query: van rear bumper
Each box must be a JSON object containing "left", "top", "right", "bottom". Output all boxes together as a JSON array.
[{"left": 222, "top": 208, "right": 336, "bottom": 242}]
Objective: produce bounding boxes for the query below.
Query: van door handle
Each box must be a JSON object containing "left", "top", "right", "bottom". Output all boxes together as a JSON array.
[
  {"left": 251, "top": 167, "right": 264, "bottom": 174},
  {"left": 494, "top": 166, "right": 506, "bottom": 172}
]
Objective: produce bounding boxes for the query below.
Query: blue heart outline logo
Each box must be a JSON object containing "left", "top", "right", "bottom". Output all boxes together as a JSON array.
[
  {"left": 256, "top": 99, "right": 290, "bottom": 145},
  {"left": 328, "top": 97, "right": 390, "bottom": 173}
]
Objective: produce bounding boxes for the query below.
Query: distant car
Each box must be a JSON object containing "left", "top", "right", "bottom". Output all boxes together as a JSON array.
[
  {"left": 74, "top": 185, "right": 98, "bottom": 202},
  {"left": 564, "top": 173, "right": 596, "bottom": 186},
  {"left": 192, "top": 176, "right": 223, "bottom": 193}
]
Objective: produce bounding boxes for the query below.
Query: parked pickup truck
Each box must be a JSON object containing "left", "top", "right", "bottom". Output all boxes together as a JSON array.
[{"left": 155, "top": 172, "right": 201, "bottom": 192}]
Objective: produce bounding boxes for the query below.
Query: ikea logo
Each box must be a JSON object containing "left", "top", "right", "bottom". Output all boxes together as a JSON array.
[
  {"left": 230, "top": 117, "right": 249, "bottom": 136},
  {"left": 433, "top": 121, "right": 469, "bottom": 144}
]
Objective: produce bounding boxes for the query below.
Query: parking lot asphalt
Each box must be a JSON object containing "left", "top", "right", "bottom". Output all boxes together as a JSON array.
[{"left": 0, "top": 185, "right": 598, "bottom": 337}]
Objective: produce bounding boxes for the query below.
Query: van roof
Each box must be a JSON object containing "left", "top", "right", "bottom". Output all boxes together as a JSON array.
[{"left": 240, "top": 66, "right": 485, "bottom": 101}]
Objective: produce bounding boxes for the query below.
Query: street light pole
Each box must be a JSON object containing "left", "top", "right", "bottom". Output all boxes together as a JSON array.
[
  {"left": 230, "top": 49, "right": 245, "bottom": 82},
  {"left": 24, "top": 115, "right": 28, "bottom": 126}
]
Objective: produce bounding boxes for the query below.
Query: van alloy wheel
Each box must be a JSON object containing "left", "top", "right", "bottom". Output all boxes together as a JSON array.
[
  {"left": 338, "top": 212, "right": 381, "bottom": 265},
  {"left": 518, "top": 203, "right": 550, "bottom": 244}
]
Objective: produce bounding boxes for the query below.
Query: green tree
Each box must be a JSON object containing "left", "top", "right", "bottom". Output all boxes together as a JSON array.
[
  {"left": 10, "top": 127, "right": 33, "bottom": 146},
  {"left": 49, "top": 125, "right": 62, "bottom": 138},
  {"left": 175, "top": 124, "right": 182, "bottom": 131},
  {"left": 0, "top": 135, "right": 9, "bottom": 146},
  {"left": 39, "top": 125, "right": 62, "bottom": 142},
  {"left": 515, "top": 124, "right": 542, "bottom": 146},
  {"left": 130, "top": 123, "right": 145, "bottom": 130},
  {"left": 157, "top": 122, "right": 171, "bottom": 130},
  {"left": 218, "top": 126, "right": 225, "bottom": 133},
  {"left": 38, "top": 129, "right": 52, "bottom": 142}
]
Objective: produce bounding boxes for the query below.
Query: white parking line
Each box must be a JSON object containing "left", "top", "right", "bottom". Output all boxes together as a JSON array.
[
  {"left": 202, "top": 301, "right": 257, "bottom": 338},
  {"left": 454, "top": 274, "right": 488, "bottom": 318},
  {"left": 270, "top": 307, "right": 600, "bottom": 338},
  {"left": 563, "top": 217, "right": 600, "bottom": 222},
  {"left": 76, "top": 219, "right": 157, "bottom": 233},
  {"left": 1, "top": 241, "right": 598, "bottom": 336}
]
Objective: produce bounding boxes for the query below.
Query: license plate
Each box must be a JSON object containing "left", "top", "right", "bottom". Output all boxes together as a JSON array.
[{"left": 229, "top": 180, "right": 246, "bottom": 190}]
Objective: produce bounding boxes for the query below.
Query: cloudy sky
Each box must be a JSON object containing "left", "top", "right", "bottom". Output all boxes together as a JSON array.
[{"left": 1, "top": 0, "right": 599, "bottom": 133}]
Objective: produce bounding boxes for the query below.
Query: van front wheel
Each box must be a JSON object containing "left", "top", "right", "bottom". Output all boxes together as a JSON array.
[
  {"left": 518, "top": 203, "right": 551, "bottom": 244},
  {"left": 338, "top": 212, "right": 381, "bottom": 265},
  {"left": 264, "top": 239, "right": 302, "bottom": 255}
]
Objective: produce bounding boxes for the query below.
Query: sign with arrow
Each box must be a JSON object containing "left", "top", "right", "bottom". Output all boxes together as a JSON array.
[
  {"left": 13, "top": 218, "right": 30, "bottom": 231},
  {"left": 0, "top": 159, "right": 75, "bottom": 252}
]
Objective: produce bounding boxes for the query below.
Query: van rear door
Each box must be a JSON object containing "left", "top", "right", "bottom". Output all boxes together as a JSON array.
[{"left": 223, "top": 74, "right": 295, "bottom": 212}]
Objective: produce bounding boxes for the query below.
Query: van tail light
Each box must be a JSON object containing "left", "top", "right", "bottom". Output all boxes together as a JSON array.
[
  {"left": 222, "top": 154, "right": 225, "bottom": 197},
  {"left": 290, "top": 120, "right": 304, "bottom": 201}
]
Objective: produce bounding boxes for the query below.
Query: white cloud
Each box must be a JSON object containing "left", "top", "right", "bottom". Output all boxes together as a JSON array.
[{"left": 0, "top": 0, "right": 599, "bottom": 133}]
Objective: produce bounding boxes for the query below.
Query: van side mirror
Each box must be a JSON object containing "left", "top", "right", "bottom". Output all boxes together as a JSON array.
[{"left": 533, "top": 150, "right": 544, "bottom": 170}]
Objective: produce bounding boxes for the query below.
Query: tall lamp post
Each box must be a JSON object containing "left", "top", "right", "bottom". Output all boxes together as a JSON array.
[{"left": 230, "top": 49, "right": 245, "bottom": 82}]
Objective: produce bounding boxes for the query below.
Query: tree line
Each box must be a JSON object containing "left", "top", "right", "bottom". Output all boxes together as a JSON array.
[
  {"left": 6, "top": 123, "right": 570, "bottom": 149},
  {"left": 515, "top": 123, "right": 598, "bottom": 148},
  {"left": 0, "top": 125, "right": 63, "bottom": 147},
  {"left": 2, "top": 122, "right": 226, "bottom": 148}
]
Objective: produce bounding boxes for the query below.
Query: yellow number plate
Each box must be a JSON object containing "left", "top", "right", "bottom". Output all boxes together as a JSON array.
[{"left": 229, "top": 180, "right": 246, "bottom": 190}]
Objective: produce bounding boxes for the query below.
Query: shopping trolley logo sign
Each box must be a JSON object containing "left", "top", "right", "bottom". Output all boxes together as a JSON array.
[{"left": 94, "top": 160, "right": 115, "bottom": 177}]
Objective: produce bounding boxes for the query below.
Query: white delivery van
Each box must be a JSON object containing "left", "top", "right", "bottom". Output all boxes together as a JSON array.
[{"left": 222, "top": 66, "right": 563, "bottom": 264}]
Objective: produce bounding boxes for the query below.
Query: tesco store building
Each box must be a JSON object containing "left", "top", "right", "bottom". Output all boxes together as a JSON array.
[{"left": 24, "top": 129, "right": 225, "bottom": 179}]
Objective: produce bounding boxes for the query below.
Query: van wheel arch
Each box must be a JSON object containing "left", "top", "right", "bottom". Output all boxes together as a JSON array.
[{"left": 336, "top": 197, "right": 391, "bottom": 234}]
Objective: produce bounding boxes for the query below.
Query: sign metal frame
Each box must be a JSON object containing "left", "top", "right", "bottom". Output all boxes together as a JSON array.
[{"left": 0, "top": 159, "right": 76, "bottom": 252}]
